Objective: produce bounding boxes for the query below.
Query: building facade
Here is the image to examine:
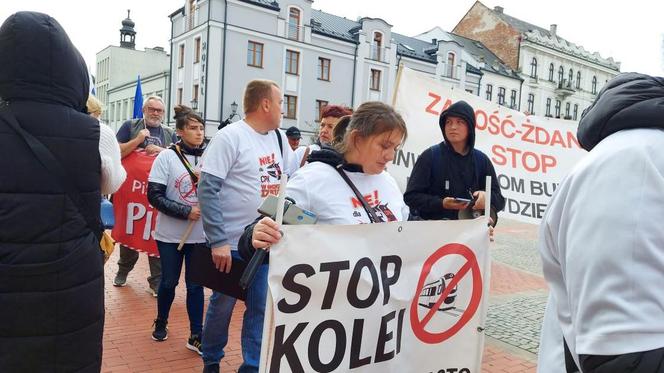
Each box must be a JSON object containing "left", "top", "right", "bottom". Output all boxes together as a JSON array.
[
  {"left": 95, "top": 12, "right": 170, "bottom": 131},
  {"left": 168, "top": 0, "right": 522, "bottom": 139},
  {"left": 453, "top": 1, "right": 620, "bottom": 120}
]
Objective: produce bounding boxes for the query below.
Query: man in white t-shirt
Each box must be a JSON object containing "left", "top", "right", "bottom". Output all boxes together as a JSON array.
[
  {"left": 538, "top": 73, "right": 664, "bottom": 372},
  {"left": 198, "top": 79, "right": 296, "bottom": 373}
]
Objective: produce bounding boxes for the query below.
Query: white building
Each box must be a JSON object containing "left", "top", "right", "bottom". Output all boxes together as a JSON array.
[{"left": 95, "top": 11, "right": 170, "bottom": 131}]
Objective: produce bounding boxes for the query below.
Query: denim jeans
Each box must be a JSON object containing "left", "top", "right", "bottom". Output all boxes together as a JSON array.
[
  {"left": 201, "top": 250, "right": 269, "bottom": 372},
  {"left": 156, "top": 241, "right": 204, "bottom": 335}
]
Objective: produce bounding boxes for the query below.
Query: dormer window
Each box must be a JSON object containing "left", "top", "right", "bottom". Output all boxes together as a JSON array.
[
  {"left": 530, "top": 57, "right": 538, "bottom": 78},
  {"left": 447, "top": 52, "right": 456, "bottom": 78},
  {"left": 288, "top": 8, "right": 301, "bottom": 40},
  {"left": 372, "top": 32, "right": 383, "bottom": 61}
]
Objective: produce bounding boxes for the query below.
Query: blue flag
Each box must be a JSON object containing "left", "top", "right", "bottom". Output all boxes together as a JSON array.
[{"left": 133, "top": 75, "right": 143, "bottom": 119}]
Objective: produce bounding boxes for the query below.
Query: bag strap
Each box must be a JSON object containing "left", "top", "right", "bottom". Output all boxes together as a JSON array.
[
  {"left": 274, "top": 129, "right": 283, "bottom": 157},
  {"left": 169, "top": 143, "right": 199, "bottom": 189},
  {"left": 333, "top": 165, "right": 381, "bottom": 223},
  {"left": 0, "top": 103, "right": 101, "bottom": 241}
]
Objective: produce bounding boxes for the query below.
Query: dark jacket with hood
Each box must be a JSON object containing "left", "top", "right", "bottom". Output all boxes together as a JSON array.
[
  {"left": 404, "top": 100, "right": 505, "bottom": 222},
  {"left": 0, "top": 12, "right": 104, "bottom": 372},
  {"left": 566, "top": 73, "right": 664, "bottom": 373}
]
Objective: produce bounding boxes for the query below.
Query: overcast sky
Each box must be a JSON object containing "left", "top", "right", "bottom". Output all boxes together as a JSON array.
[{"left": 1, "top": 0, "right": 662, "bottom": 76}]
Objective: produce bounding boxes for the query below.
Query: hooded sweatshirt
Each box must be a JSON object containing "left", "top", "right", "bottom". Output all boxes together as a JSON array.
[
  {"left": 0, "top": 12, "right": 105, "bottom": 372},
  {"left": 404, "top": 100, "right": 505, "bottom": 221},
  {"left": 538, "top": 73, "right": 664, "bottom": 372}
]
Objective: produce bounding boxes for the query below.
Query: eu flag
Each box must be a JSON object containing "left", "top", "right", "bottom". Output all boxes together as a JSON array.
[{"left": 133, "top": 75, "right": 143, "bottom": 119}]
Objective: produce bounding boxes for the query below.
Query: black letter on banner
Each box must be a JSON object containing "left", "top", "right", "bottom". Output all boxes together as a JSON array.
[
  {"left": 459, "top": 369, "right": 471, "bottom": 373},
  {"left": 396, "top": 308, "right": 405, "bottom": 354},
  {"left": 308, "top": 320, "right": 346, "bottom": 372},
  {"left": 320, "top": 261, "right": 350, "bottom": 310},
  {"left": 278, "top": 264, "right": 315, "bottom": 314},
  {"left": 349, "top": 319, "right": 371, "bottom": 369},
  {"left": 347, "top": 257, "right": 380, "bottom": 308},
  {"left": 374, "top": 311, "right": 396, "bottom": 363},
  {"left": 380, "top": 255, "right": 402, "bottom": 305},
  {"left": 270, "top": 323, "right": 308, "bottom": 373}
]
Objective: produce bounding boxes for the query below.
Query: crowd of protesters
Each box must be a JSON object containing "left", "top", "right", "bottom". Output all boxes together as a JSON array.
[{"left": 4, "top": 9, "right": 661, "bottom": 373}]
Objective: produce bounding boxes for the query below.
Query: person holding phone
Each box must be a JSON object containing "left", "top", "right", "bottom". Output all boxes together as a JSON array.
[{"left": 404, "top": 100, "right": 504, "bottom": 223}]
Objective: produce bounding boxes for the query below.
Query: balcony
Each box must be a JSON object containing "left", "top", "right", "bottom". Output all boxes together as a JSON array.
[
  {"left": 555, "top": 79, "right": 575, "bottom": 98},
  {"left": 369, "top": 44, "right": 388, "bottom": 63}
]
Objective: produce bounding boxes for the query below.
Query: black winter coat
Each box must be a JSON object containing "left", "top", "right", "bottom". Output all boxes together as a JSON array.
[{"left": 0, "top": 12, "right": 104, "bottom": 372}]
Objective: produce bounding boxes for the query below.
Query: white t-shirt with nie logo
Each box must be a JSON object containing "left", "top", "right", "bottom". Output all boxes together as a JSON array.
[
  {"left": 201, "top": 120, "right": 297, "bottom": 250},
  {"left": 148, "top": 149, "right": 206, "bottom": 243}
]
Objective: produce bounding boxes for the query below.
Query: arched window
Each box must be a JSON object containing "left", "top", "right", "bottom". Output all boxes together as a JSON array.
[
  {"left": 558, "top": 66, "right": 564, "bottom": 85},
  {"left": 447, "top": 52, "right": 456, "bottom": 78},
  {"left": 530, "top": 57, "right": 538, "bottom": 78},
  {"left": 568, "top": 69, "right": 573, "bottom": 87},
  {"left": 372, "top": 32, "right": 383, "bottom": 61},
  {"left": 573, "top": 104, "right": 579, "bottom": 120},
  {"left": 288, "top": 7, "right": 301, "bottom": 40},
  {"left": 565, "top": 102, "right": 571, "bottom": 118},
  {"left": 546, "top": 98, "right": 552, "bottom": 116},
  {"left": 592, "top": 76, "right": 598, "bottom": 94},
  {"left": 576, "top": 71, "right": 581, "bottom": 89},
  {"left": 549, "top": 63, "right": 554, "bottom": 81}
]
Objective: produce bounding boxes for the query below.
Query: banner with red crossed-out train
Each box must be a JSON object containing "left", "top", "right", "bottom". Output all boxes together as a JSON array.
[
  {"left": 390, "top": 66, "right": 588, "bottom": 224},
  {"left": 259, "top": 218, "right": 490, "bottom": 372},
  {"left": 111, "top": 150, "right": 159, "bottom": 257}
]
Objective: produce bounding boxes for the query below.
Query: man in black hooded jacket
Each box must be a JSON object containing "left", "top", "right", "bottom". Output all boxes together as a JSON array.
[
  {"left": 0, "top": 12, "right": 105, "bottom": 372},
  {"left": 404, "top": 100, "right": 504, "bottom": 223}
]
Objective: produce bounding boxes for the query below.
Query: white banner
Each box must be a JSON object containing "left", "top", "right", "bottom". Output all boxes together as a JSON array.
[
  {"left": 260, "top": 218, "right": 490, "bottom": 373},
  {"left": 389, "top": 66, "right": 587, "bottom": 224}
]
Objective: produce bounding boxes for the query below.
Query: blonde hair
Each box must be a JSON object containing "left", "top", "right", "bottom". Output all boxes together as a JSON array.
[
  {"left": 243, "top": 79, "right": 279, "bottom": 114},
  {"left": 335, "top": 101, "right": 407, "bottom": 154},
  {"left": 86, "top": 95, "right": 103, "bottom": 118}
]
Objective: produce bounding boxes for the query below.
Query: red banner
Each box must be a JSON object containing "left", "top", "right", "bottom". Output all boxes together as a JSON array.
[{"left": 111, "top": 150, "right": 159, "bottom": 257}]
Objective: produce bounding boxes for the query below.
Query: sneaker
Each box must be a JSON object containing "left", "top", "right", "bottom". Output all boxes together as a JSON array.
[
  {"left": 202, "top": 364, "right": 219, "bottom": 373},
  {"left": 151, "top": 318, "right": 168, "bottom": 341},
  {"left": 113, "top": 272, "right": 128, "bottom": 287},
  {"left": 186, "top": 334, "right": 202, "bottom": 355},
  {"left": 147, "top": 285, "right": 158, "bottom": 298}
]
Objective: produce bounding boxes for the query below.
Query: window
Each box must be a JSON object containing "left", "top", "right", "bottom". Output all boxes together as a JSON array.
[
  {"left": 565, "top": 102, "right": 571, "bottom": 118},
  {"left": 447, "top": 52, "right": 456, "bottom": 78},
  {"left": 558, "top": 66, "right": 564, "bottom": 84},
  {"left": 288, "top": 7, "right": 301, "bottom": 40},
  {"left": 510, "top": 90, "right": 517, "bottom": 108},
  {"left": 527, "top": 94, "right": 535, "bottom": 114},
  {"left": 370, "top": 69, "right": 381, "bottom": 91},
  {"left": 555, "top": 100, "right": 561, "bottom": 118},
  {"left": 193, "top": 84, "right": 199, "bottom": 103},
  {"left": 194, "top": 37, "right": 201, "bottom": 63},
  {"left": 546, "top": 98, "right": 552, "bottom": 116},
  {"left": 485, "top": 84, "right": 493, "bottom": 101},
  {"left": 530, "top": 57, "right": 538, "bottom": 78},
  {"left": 498, "top": 87, "right": 506, "bottom": 105},
  {"left": 592, "top": 76, "right": 598, "bottom": 94},
  {"left": 284, "top": 95, "right": 297, "bottom": 119},
  {"left": 177, "top": 88, "right": 183, "bottom": 105},
  {"left": 315, "top": 100, "right": 328, "bottom": 122},
  {"left": 318, "top": 57, "right": 330, "bottom": 81},
  {"left": 576, "top": 71, "right": 581, "bottom": 89},
  {"left": 247, "top": 41, "right": 263, "bottom": 67},
  {"left": 568, "top": 69, "right": 573, "bottom": 87},
  {"left": 573, "top": 104, "right": 579, "bottom": 120},
  {"left": 549, "top": 63, "right": 554, "bottom": 81},
  {"left": 178, "top": 44, "right": 185, "bottom": 68},
  {"left": 285, "top": 50, "right": 300, "bottom": 75},
  {"left": 372, "top": 32, "right": 383, "bottom": 61}
]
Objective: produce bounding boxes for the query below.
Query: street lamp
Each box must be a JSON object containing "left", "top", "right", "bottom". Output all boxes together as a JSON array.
[
  {"left": 190, "top": 98, "right": 198, "bottom": 111},
  {"left": 218, "top": 101, "right": 240, "bottom": 129}
]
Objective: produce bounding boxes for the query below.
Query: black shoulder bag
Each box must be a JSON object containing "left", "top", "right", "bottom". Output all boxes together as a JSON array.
[
  {"left": 0, "top": 103, "right": 102, "bottom": 242},
  {"left": 334, "top": 165, "right": 382, "bottom": 223}
]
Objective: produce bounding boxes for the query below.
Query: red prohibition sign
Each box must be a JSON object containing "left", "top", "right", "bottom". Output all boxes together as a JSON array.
[{"left": 409, "top": 243, "right": 483, "bottom": 344}]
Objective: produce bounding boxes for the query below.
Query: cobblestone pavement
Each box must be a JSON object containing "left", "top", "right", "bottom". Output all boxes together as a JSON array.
[{"left": 101, "top": 217, "right": 547, "bottom": 372}]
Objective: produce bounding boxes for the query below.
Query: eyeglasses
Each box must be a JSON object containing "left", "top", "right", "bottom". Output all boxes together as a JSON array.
[{"left": 146, "top": 107, "right": 164, "bottom": 114}]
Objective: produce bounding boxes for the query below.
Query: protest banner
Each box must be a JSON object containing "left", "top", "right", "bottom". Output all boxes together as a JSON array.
[
  {"left": 110, "top": 150, "right": 159, "bottom": 257},
  {"left": 390, "top": 66, "right": 588, "bottom": 224},
  {"left": 260, "top": 218, "right": 490, "bottom": 372}
]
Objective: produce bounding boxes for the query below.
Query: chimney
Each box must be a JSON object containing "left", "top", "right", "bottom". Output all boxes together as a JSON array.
[
  {"left": 550, "top": 24, "right": 557, "bottom": 36},
  {"left": 494, "top": 6, "right": 504, "bottom": 13}
]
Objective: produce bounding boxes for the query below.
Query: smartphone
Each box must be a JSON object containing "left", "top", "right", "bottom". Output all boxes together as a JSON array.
[{"left": 453, "top": 197, "right": 472, "bottom": 203}]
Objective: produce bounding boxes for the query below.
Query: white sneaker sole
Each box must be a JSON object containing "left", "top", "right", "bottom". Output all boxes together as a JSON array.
[
  {"left": 186, "top": 343, "right": 202, "bottom": 355},
  {"left": 151, "top": 334, "right": 168, "bottom": 341}
]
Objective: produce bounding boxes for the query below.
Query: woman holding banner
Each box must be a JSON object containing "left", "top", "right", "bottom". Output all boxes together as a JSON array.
[
  {"left": 239, "top": 101, "right": 409, "bottom": 256},
  {"left": 146, "top": 105, "right": 206, "bottom": 354}
]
